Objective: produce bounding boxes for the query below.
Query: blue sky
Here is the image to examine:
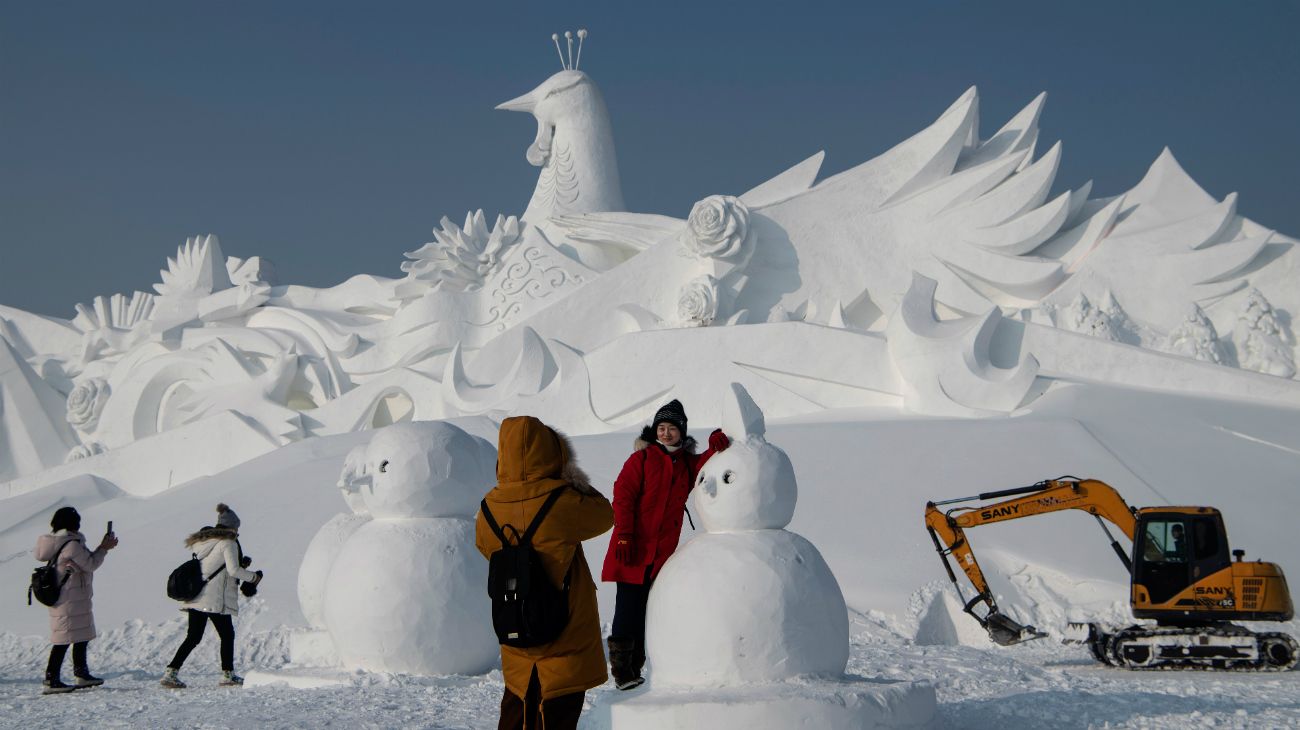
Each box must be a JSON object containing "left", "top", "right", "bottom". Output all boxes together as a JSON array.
[{"left": 3, "top": 1, "right": 1298, "bottom": 317}]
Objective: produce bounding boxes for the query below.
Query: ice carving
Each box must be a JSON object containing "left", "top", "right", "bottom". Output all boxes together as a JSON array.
[
  {"left": 317, "top": 422, "right": 499, "bottom": 675},
  {"left": 398, "top": 210, "right": 522, "bottom": 297},
  {"left": 1234, "top": 289, "right": 1296, "bottom": 378},
  {"left": 887, "top": 273, "right": 1039, "bottom": 416}
]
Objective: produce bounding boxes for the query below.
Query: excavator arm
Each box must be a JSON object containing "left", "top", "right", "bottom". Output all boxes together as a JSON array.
[{"left": 923, "top": 478, "right": 1139, "bottom": 645}]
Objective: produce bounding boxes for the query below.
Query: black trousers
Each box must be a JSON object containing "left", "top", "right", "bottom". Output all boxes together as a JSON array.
[
  {"left": 498, "top": 668, "right": 585, "bottom": 730},
  {"left": 45, "top": 641, "right": 88, "bottom": 678},
  {"left": 611, "top": 570, "right": 655, "bottom": 642},
  {"left": 168, "top": 610, "right": 235, "bottom": 672}
]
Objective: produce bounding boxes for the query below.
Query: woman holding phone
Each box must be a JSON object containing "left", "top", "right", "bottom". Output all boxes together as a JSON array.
[{"left": 33, "top": 506, "right": 118, "bottom": 694}]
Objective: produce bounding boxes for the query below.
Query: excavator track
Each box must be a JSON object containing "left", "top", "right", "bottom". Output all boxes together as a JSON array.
[{"left": 1089, "top": 623, "right": 1298, "bottom": 671}]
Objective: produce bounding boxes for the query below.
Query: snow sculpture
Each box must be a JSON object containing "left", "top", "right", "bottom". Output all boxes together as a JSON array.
[
  {"left": 887, "top": 273, "right": 1039, "bottom": 417},
  {"left": 1165, "top": 303, "right": 1227, "bottom": 365},
  {"left": 4, "top": 32, "right": 1300, "bottom": 501},
  {"left": 65, "top": 377, "right": 110, "bottom": 432},
  {"left": 296, "top": 444, "right": 373, "bottom": 632},
  {"left": 497, "top": 31, "right": 624, "bottom": 226},
  {"left": 1234, "top": 288, "right": 1296, "bottom": 378},
  {"left": 682, "top": 195, "right": 752, "bottom": 262},
  {"left": 676, "top": 275, "right": 720, "bottom": 327},
  {"left": 64, "top": 442, "right": 107, "bottom": 464},
  {"left": 603, "top": 383, "right": 936, "bottom": 728},
  {"left": 396, "top": 210, "right": 522, "bottom": 299},
  {"left": 318, "top": 422, "right": 499, "bottom": 675}
]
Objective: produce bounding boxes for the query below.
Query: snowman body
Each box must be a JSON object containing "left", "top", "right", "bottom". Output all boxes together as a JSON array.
[
  {"left": 645, "top": 422, "right": 848, "bottom": 686},
  {"left": 316, "top": 422, "right": 499, "bottom": 675}
]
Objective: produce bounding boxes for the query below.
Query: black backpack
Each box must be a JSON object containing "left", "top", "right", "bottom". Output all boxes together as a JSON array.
[
  {"left": 28, "top": 539, "right": 75, "bottom": 607},
  {"left": 481, "top": 487, "right": 573, "bottom": 648},
  {"left": 166, "top": 552, "right": 226, "bottom": 602}
]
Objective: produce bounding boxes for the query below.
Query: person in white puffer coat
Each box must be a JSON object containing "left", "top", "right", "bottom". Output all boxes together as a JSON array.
[{"left": 160, "top": 504, "right": 262, "bottom": 688}]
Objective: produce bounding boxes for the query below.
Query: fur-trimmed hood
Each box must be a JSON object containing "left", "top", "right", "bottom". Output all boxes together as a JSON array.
[
  {"left": 635, "top": 425, "right": 698, "bottom": 454},
  {"left": 184, "top": 526, "right": 239, "bottom": 548},
  {"left": 494, "top": 415, "right": 594, "bottom": 499}
]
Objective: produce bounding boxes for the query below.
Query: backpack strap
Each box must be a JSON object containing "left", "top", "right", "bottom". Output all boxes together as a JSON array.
[
  {"left": 480, "top": 486, "right": 569, "bottom": 549},
  {"left": 521, "top": 486, "right": 568, "bottom": 546},
  {"left": 195, "top": 549, "right": 227, "bottom": 582},
  {"left": 47, "top": 538, "right": 74, "bottom": 568},
  {"left": 480, "top": 500, "right": 508, "bottom": 547}
]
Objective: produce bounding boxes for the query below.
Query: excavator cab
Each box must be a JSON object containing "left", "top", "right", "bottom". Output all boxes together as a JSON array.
[{"left": 1132, "top": 510, "right": 1231, "bottom": 609}]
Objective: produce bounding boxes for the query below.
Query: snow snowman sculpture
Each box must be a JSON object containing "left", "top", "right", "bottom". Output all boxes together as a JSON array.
[
  {"left": 320, "top": 421, "right": 500, "bottom": 675},
  {"left": 644, "top": 382, "right": 849, "bottom": 686},
  {"left": 297, "top": 443, "right": 373, "bottom": 632}
]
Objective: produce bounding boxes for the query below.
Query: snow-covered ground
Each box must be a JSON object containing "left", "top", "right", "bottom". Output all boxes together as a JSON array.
[{"left": 3, "top": 382, "right": 1299, "bottom": 728}]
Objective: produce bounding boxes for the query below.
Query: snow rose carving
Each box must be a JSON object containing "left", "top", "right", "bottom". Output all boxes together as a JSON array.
[
  {"left": 684, "top": 195, "right": 751, "bottom": 261},
  {"left": 65, "top": 442, "right": 107, "bottom": 464},
  {"left": 677, "top": 275, "right": 719, "bottom": 326},
  {"left": 66, "top": 378, "right": 110, "bottom": 431}
]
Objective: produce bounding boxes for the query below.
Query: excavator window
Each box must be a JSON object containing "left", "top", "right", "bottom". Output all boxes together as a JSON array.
[{"left": 1136, "top": 518, "right": 1192, "bottom": 604}]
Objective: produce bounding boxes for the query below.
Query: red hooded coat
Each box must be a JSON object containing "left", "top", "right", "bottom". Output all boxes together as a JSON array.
[{"left": 600, "top": 430, "right": 720, "bottom": 585}]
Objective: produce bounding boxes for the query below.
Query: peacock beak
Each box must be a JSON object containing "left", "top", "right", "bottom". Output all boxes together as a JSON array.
[{"left": 496, "top": 91, "right": 536, "bottom": 113}]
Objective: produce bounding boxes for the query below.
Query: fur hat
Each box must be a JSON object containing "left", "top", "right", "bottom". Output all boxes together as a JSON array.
[
  {"left": 652, "top": 399, "right": 688, "bottom": 434},
  {"left": 215, "top": 503, "right": 241, "bottom": 530}
]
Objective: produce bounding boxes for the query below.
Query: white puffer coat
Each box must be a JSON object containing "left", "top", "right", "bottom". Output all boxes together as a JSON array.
[{"left": 179, "top": 528, "right": 259, "bottom": 615}]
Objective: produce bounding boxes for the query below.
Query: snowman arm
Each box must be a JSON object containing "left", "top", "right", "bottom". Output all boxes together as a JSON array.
[{"left": 610, "top": 450, "right": 647, "bottom": 538}]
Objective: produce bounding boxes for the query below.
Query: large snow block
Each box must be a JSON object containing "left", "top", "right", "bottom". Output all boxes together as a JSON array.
[{"left": 589, "top": 676, "right": 937, "bottom": 730}]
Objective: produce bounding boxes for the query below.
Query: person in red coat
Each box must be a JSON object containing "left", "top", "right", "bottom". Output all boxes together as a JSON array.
[{"left": 600, "top": 399, "right": 728, "bottom": 689}]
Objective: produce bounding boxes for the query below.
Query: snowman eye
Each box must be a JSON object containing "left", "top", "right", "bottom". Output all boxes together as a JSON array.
[
  {"left": 379, "top": 460, "right": 389, "bottom": 473},
  {"left": 723, "top": 470, "right": 735, "bottom": 484}
]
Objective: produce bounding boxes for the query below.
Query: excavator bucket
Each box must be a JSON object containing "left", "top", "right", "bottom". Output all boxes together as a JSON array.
[{"left": 981, "top": 612, "right": 1048, "bottom": 646}]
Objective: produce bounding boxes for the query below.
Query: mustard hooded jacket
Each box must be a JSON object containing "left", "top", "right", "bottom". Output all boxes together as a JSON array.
[{"left": 476, "top": 416, "right": 614, "bottom": 700}]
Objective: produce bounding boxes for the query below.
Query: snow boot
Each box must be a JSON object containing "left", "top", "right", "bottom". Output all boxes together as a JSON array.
[
  {"left": 42, "top": 673, "right": 75, "bottom": 695},
  {"left": 607, "top": 637, "right": 644, "bottom": 691},
  {"left": 159, "top": 668, "right": 186, "bottom": 689},
  {"left": 73, "top": 663, "right": 104, "bottom": 688},
  {"left": 219, "top": 670, "right": 244, "bottom": 687}
]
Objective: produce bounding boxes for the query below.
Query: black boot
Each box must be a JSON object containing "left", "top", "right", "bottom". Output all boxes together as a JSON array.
[
  {"left": 73, "top": 667, "right": 103, "bottom": 688},
  {"left": 607, "top": 637, "right": 644, "bottom": 690},
  {"left": 42, "top": 672, "right": 75, "bottom": 695}
]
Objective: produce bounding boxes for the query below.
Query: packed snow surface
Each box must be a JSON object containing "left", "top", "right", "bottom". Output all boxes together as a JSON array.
[{"left": 3, "top": 383, "right": 1300, "bottom": 727}]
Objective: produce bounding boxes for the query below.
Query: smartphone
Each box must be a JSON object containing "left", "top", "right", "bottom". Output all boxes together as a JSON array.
[{"left": 107, "top": 520, "right": 113, "bottom": 536}]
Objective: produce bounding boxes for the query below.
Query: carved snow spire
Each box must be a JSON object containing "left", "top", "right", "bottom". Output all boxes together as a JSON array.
[
  {"left": 497, "top": 32, "right": 624, "bottom": 223},
  {"left": 552, "top": 33, "right": 565, "bottom": 69}
]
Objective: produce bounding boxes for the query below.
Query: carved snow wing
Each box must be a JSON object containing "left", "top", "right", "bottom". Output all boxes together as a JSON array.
[{"left": 887, "top": 273, "right": 1039, "bottom": 417}]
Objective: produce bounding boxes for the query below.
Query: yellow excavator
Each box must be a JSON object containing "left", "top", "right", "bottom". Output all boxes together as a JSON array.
[{"left": 924, "top": 477, "right": 1297, "bottom": 670}]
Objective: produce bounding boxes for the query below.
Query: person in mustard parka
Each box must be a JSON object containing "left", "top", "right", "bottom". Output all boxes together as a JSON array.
[{"left": 476, "top": 416, "right": 613, "bottom": 730}]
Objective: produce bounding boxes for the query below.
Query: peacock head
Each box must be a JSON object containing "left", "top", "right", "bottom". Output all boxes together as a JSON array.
[{"left": 497, "top": 69, "right": 597, "bottom": 167}]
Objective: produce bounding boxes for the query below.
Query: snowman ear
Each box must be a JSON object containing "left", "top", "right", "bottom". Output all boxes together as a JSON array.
[{"left": 722, "top": 382, "right": 765, "bottom": 440}]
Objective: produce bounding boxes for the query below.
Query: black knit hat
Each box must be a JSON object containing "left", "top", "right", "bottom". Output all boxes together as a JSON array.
[{"left": 652, "top": 399, "right": 688, "bottom": 434}]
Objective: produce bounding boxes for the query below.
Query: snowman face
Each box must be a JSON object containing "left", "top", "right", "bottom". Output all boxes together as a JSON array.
[
  {"left": 692, "top": 437, "right": 796, "bottom": 532},
  {"left": 357, "top": 422, "right": 495, "bottom": 519}
]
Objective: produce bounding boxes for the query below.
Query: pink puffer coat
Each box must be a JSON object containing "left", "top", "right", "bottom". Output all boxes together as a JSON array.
[{"left": 33, "top": 531, "right": 108, "bottom": 645}]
